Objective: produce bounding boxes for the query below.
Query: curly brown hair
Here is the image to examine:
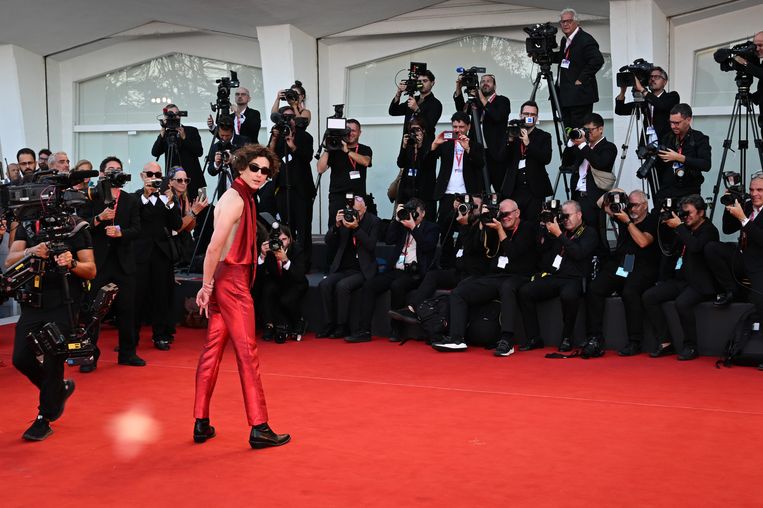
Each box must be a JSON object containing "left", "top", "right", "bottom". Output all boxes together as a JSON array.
[{"left": 231, "top": 144, "right": 280, "bottom": 179}]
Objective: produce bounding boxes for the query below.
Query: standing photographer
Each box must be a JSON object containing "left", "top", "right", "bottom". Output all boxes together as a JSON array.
[
  {"left": 207, "top": 115, "right": 250, "bottom": 200},
  {"left": 208, "top": 86, "right": 262, "bottom": 143},
  {"left": 733, "top": 31, "right": 763, "bottom": 129},
  {"left": 7, "top": 213, "right": 96, "bottom": 441},
  {"left": 151, "top": 103, "right": 205, "bottom": 200},
  {"left": 389, "top": 69, "right": 443, "bottom": 146},
  {"left": 454, "top": 72, "right": 510, "bottom": 192},
  {"left": 395, "top": 117, "right": 436, "bottom": 219},
  {"left": 615, "top": 66, "right": 679, "bottom": 140},
  {"left": 501, "top": 100, "right": 554, "bottom": 223},
  {"left": 270, "top": 81, "right": 312, "bottom": 127}
]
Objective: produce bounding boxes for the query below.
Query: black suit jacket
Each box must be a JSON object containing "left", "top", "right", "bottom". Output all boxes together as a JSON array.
[
  {"left": 723, "top": 204, "right": 763, "bottom": 275},
  {"left": 501, "top": 127, "right": 553, "bottom": 198},
  {"left": 326, "top": 212, "right": 380, "bottom": 280},
  {"left": 151, "top": 125, "right": 205, "bottom": 199},
  {"left": 237, "top": 107, "right": 261, "bottom": 143},
  {"left": 428, "top": 140, "right": 486, "bottom": 199},
  {"left": 132, "top": 192, "right": 183, "bottom": 264},
  {"left": 539, "top": 224, "right": 599, "bottom": 279},
  {"left": 664, "top": 220, "right": 719, "bottom": 295},
  {"left": 656, "top": 128, "right": 711, "bottom": 199},
  {"left": 563, "top": 137, "right": 618, "bottom": 201},
  {"left": 553, "top": 29, "right": 604, "bottom": 108},
  {"left": 397, "top": 144, "right": 436, "bottom": 202},
  {"left": 454, "top": 94, "right": 511, "bottom": 160},
  {"left": 614, "top": 90, "right": 680, "bottom": 140},
  {"left": 385, "top": 219, "right": 440, "bottom": 276},
  {"left": 89, "top": 189, "right": 141, "bottom": 274},
  {"left": 206, "top": 134, "right": 250, "bottom": 199},
  {"left": 259, "top": 242, "right": 308, "bottom": 289}
]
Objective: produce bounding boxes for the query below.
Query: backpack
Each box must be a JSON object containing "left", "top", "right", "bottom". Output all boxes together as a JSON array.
[
  {"left": 717, "top": 308, "right": 763, "bottom": 369},
  {"left": 416, "top": 295, "right": 450, "bottom": 342}
]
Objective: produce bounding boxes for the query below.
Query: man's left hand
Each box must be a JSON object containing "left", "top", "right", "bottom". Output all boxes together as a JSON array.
[
  {"left": 406, "top": 97, "right": 419, "bottom": 112},
  {"left": 727, "top": 199, "right": 747, "bottom": 222},
  {"left": 54, "top": 250, "right": 74, "bottom": 269},
  {"left": 658, "top": 148, "right": 683, "bottom": 163}
]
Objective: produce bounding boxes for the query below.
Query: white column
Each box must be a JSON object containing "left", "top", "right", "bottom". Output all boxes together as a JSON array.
[{"left": 608, "top": 0, "right": 669, "bottom": 196}]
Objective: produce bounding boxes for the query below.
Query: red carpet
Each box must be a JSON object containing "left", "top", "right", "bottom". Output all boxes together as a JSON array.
[{"left": 2, "top": 323, "right": 763, "bottom": 507}]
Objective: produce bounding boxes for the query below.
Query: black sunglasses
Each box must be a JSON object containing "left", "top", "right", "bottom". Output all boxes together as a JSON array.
[
  {"left": 172, "top": 178, "right": 190, "bottom": 183},
  {"left": 144, "top": 171, "right": 162, "bottom": 178},
  {"left": 248, "top": 163, "right": 272, "bottom": 176}
]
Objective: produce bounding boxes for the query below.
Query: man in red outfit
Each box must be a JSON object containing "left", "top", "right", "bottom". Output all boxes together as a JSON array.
[{"left": 193, "top": 143, "right": 291, "bottom": 449}]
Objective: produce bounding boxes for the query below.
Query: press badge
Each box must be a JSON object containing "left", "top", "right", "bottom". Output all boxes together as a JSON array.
[
  {"left": 456, "top": 249, "right": 464, "bottom": 258},
  {"left": 518, "top": 159, "right": 527, "bottom": 169},
  {"left": 561, "top": 59, "right": 571, "bottom": 69},
  {"left": 672, "top": 162, "right": 683, "bottom": 171},
  {"left": 675, "top": 257, "right": 683, "bottom": 270},
  {"left": 497, "top": 256, "right": 509, "bottom": 269},
  {"left": 349, "top": 170, "right": 361, "bottom": 180},
  {"left": 552, "top": 255, "right": 563, "bottom": 270},
  {"left": 407, "top": 168, "right": 417, "bottom": 177},
  {"left": 646, "top": 126, "right": 657, "bottom": 144},
  {"left": 615, "top": 267, "right": 629, "bottom": 278}
]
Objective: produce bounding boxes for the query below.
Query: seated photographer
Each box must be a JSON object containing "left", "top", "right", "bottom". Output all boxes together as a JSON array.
[
  {"left": 151, "top": 103, "right": 205, "bottom": 200},
  {"left": 615, "top": 66, "right": 679, "bottom": 140},
  {"left": 317, "top": 194, "right": 380, "bottom": 339},
  {"left": 705, "top": 173, "right": 763, "bottom": 318},
  {"left": 432, "top": 199, "right": 537, "bottom": 356},
  {"left": 133, "top": 162, "right": 183, "bottom": 351},
  {"left": 584, "top": 190, "right": 659, "bottom": 357},
  {"left": 655, "top": 103, "right": 711, "bottom": 202},
  {"left": 562, "top": 113, "right": 617, "bottom": 251},
  {"left": 257, "top": 224, "right": 308, "bottom": 343},
  {"left": 6, "top": 213, "right": 96, "bottom": 441},
  {"left": 168, "top": 166, "right": 209, "bottom": 268},
  {"left": 389, "top": 195, "right": 487, "bottom": 333},
  {"left": 206, "top": 115, "right": 250, "bottom": 199},
  {"left": 390, "top": 69, "right": 442, "bottom": 147},
  {"left": 643, "top": 195, "right": 719, "bottom": 360},
  {"left": 270, "top": 80, "right": 311, "bottom": 127},
  {"left": 501, "top": 100, "right": 553, "bottom": 223},
  {"left": 518, "top": 200, "right": 598, "bottom": 352},
  {"left": 395, "top": 117, "right": 436, "bottom": 219},
  {"left": 348, "top": 198, "right": 438, "bottom": 343}
]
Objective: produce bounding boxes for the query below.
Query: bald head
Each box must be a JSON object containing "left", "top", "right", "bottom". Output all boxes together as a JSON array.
[{"left": 143, "top": 161, "right": 161, "bottom": 173}]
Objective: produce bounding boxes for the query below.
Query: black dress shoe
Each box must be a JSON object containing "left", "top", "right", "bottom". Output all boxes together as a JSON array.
[
  {"left": 649, "top": 342, "right": 675, "bottom": 358},
  {"left": 23, "top": 414, "right": 53, "bottom": 442},
  {"left": 714, "top": 291, "right": 734, "bottom": 307},
  {"left": 315, "top": 323, "right": 335, "bottom": 339},
  {"left": 678, "top": 345, "right": 698, "bottom": 361},
  {"left": 154, "top": 340, "right": 170, "bottom": 351},
  {"left": 193, "top": 418, "right": 216, "bottom": 443},
  {"left": 558, "top": 337, "right": 573, "bottom": 352},
  {"left": 118, "top": 354, "right": 147, "bottom": 367},
  {"left": 249, "top": 423, "right": 290, "bottom": 449},
  {"left": 50, "top": 379, "right": 75, "bottom": 422},
  {"left": 618, "top": 341, "right": 641, "bottom": 357},
  {"left": 331, "top": 324, "right": 351, "bottom": 339},
  {"left": 345, "top": 331, "right": 372, "bottom": 343},
  {"left": 79, "top": 362, "right": 97, "bottom": 373},
  {"left": 519, "top": 338, "right": 544, "bottom": 351}
]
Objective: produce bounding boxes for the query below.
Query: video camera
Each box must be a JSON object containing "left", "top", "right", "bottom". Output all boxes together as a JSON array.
[
  {"left": 404, "top": 62, "right": 427, "bottom": 96},
  {"left": 540, "top": 199, "right": 565, "bottom": 223},
  {"left": 324, "top": 110, "right": 350, "bottom": 152},
  {"left": 160, "top": 108, "right": 188, "bottom": 132},
  {"left": 714, "top": 41, "right": 758, "bottom": 74},
  {"left": 342, "top": 193, "right": 359, "bottom": 223},
  {"left": 616, "top": 58, "right": 654, "bottom": 88},
  {"left": 658, "top": 197, "right": 689, "bottom": 222},
  {"left": 456, "top": 66, "right": 487, "bottom": 95},
  {"left": 524, "top": 22, "right": 558, "bottom": 65},
  {"left": 720, "top": 171, "right": 751, "bottom": 206},
  {"left": 507, "top": 117, "right": 534, "bottom": 138},
  {"left": 603, "top": 191, "right": 631, "bottom": 214},
  {"left": 211, "top": 70, "right": 239, "bottom": 117}
]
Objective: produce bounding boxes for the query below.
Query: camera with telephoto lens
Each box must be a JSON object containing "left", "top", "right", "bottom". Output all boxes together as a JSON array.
[
  {"left": 540, "top": 199, "right": 565, "bottom": 223},
  {"left": 397, "top": 203, "right": 420, "bottom": 222},
  {"left": 659, "top": 198, "right": 689, "bottom": 222},
  {"left": 403, "top": 62, "right": 427, "bottom": 96},
  {"left": 635, "top": 140, "right": 668, "bottom": 179},
  {"left": 455, "top": 194, "right": 474, "bottom": 216},
  {"left": 268, "top": 221, "right": 284, "bottom": 252},
  {"left": 616, "top": 58, "right": 654, "bottom": 88},
  {"left": 283, "top": 88, "right": 299, "bottom": 103},
  {"left": 714, "top": 41, "right": 758, "bottom": 74},
  {"left": 456, "top": 66, "right": 486, "bottom": 95},
  {"left": 103, "top": 170, "right": 131, "bottom": 188},
  {"left": 342, "top": 193, "right": 358, "bottom": 223},
  {"left": 524, "top": 22, "right": 558, "bottom": 65},
  {"left": 567, "top": 127, "right": 590, "bottom": 141},
  {"left": 603, "top": 191, "right": 631, "bottom": 214},
  {"left": 720, "top": 171, "right": 751, "bottom": 206}
]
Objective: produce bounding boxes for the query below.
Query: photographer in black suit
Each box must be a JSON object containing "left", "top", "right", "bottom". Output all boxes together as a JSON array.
[
  {"left": 133, "top": 162, "right": 183, "bottom": 351},
  {"left": 615, "top": 66, "right": 680, "bottom": 140},
  {"left": 552, "top": 8, "right": 604, "bottom": 129},
  {"left": 207, "top": 86, "right": 262, "bottom": 143},
  {"left": 207, "top": 115, "right": 250, "bottom": 199},
  {"left": 348, "top": 198, "right": 439, "bottom": 343},
  {"left": 733, "top": 31, "right": 763, "bottom": 129},
  {"left": 396, "top": 117, "right": 437, "bottom": 219},
  {"left": 390, "top": 69, "right": 443, "bottom": 147},
  {"left": 84, "top": 156, "right": 145, "bottom": 371},
  {"left": 643, "top": 195, "right": 719, "bottom": 360},
  {"left": 151, "top": 104, "right": 205, "bottom": 201},
  {"left": 705, "top": 173, "right": 763, "bottom": 319},
  {"left": 454, "top": 73, "right": 510, "bottom": 191},
  {"left": 317, "top": 195, "right": 380, "bottom": 339},
  {"left": 501, "top": 101, "right": 553, "bottom": 223}
]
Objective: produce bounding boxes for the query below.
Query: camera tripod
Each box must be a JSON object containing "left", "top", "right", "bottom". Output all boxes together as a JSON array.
[
  {"left": 613, "top": 92, "right": 660, "bottom": 200},
  {"left": 709, "top": 73, "right": 763, "bottom": 220},
  {"left": 528, "top": 61, "right": 568, "bottom": 199}
]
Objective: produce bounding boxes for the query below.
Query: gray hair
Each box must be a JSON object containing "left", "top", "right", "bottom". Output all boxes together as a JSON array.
[
  {"left": 751, "top": 172, "right": 763, "bottom": 184},
  {"left": 629, "top": 190, "right": 648, "bottom": 204},
  {"left": 560, "top": 8, "right": 578, "bottom": 20},
  {"left": 563, "top": 200, "right": 582, "bottom": 213}
]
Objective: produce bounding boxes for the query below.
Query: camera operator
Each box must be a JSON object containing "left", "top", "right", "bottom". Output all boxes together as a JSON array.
[
  {"left": 317, "top": 195, "right": 380, "bottom": 339},
  {"left": 655, "top": 103, "right": 711, "bottom": 202},
  {"left": 584, "top": 190, "right": 659, "bottom": 356},
  {"left": 518, "top": 200, "right": 598, "bottom": 351},
  {"left": 615, "top": 66, "right": 679, "bottom": 140},
  {"left": 705, "top": 173, "right": 763, "bottom": 318},
  {"left": 389, "top": 195, "right": 488, "bottom": 339},
  {"left": 396, "top": 117, "right": 437, "bottom": 219},
  {"left": 151, "top": 103, "right": 205, "bottom": 200},
  {"left": 432, "top": 199, "right": 538, "bottom": 355},
  {"left": 347, "top": 198, "right": 439, "bottom": 343},
  {"left": 269, "top": 105, "right": 315, "bottom": 261},
  {"left": 133, "top": 162, "right": 183, "bottom": 351},
  {"left": 454, "top": 73, "right": 510, "bottom": 191},
  {"left": 257, "top": 224, "right": 308, "bottom": 342},
  {"left": 317, "top": 118, "right": 372, "bottom": 227},
  {"left": 642, "top": 195, "right": 719, "bottom": 360},
  {"left": 270, "top": 81, "right": 312, "bottom": 127},
  {"left": 562, "top": 113, "right": 617, "bottom": 248},
  {"left": 733, "top": 31, "right": 763, "bottom": 129},
  {"left": 84, "top": 156, "right": 145, "bottom": 371},
  {"left": 390, "top": 69, "right": 443, "bottom": 146},
  {"left": 168, "top": 166, "right": 209, "bottom": 267},
  {"left": 552, "top": 8, "right": 605, "bottom": 129},
  {"left": 427, "top": 111, "right": 486, "bottom": 266},
  {"left": 207, "top": 87, "right": 262, "bottom": 143},
  {"left": 207, "top": 115, "right": 250, "bottom": 200},
  {"left": 501, "top": 101, "right": 553, "bottom": 222},
  {"left": 6, "top": 215, "right": 96, "bottom": 441},
  {"left": 38, "top": 149, "right": 51, "bottom": 172}
]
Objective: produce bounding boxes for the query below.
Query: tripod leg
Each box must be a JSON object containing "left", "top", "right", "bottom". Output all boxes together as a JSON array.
[{"left": 710, "top": 96, "right": 743, "bottom": 221}]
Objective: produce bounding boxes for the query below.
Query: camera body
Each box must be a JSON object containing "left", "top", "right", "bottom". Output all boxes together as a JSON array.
[
  {"left": 635, "top": 140, "right": 668, "bottom": 179},
  {"left": 507, "top": 117, "right": 534, "bottom": 138},
  {"left": 104, "top": 171, "right": 131, "bottom": 189},
  {"left": 404, "top": 62, "right": 427, "bottom": 96},
  {"left": 658, "top": 197, "right": 689, "bottom": 222},
  {"left": 161, "top": 108, "right": 188, "bottom": 131},
  {"left": 540, "top": 199, "right": 565, "bottom": 223},
  {"left": 603, "top": 191, "right": 631, "bottom": 214},
  {"left": 342, "top": 193, "right": 358, "bottom": 223},
  {"left": 268, "top": 221, "right": 284, "bottom": 252},
  {"left": 455, "top": 194, "right": 474, "bottom": 216},
  {"left": 720, "top": 171, "right": 751, "bottom": 206},
  {"left": 524, "top": 22, "right": 558, "bottom": 65},
  {"left": 456, "top": 66, "right": 486, "bottom": 94},
  {"left": 479, "top": 194, "right": 502, "bottom": 224},
  {"left": 714, "top": 41, "right": 758, "bottom": 74},
  {"left": 568, "top": 127, "right": 590, "bottom": 141},
  {"left": 325, "top": 117, "right": 350, "bottom": 152},
  {"left": 397, "top": 203, "right": 420, "bottom": 222},
  {"left": 616, "top": 58, "right": 654, "bottom": 88}
]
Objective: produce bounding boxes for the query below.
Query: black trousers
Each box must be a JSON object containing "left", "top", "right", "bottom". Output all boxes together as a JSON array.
[
  {"left": 318, "top": 270, "right": 365, "bottom": 326},
  {"left": 486, "top": 153, "right": 504, "bottom": 194},
  {"left": 585, "top": 263, "right": 657, "bottom": 342},
  {"left": 261, "top": 277, "right": 308, "bottom": 327},
  {"left": 406, "top": 268, "right": 464, "bottom": 308},
  {"left": 561, "top": 104, "right": 593, "bottom": 129},
  {"left": 450, "top": 274, "right": 529, "bottom": 344},
  {"left": 705, "top": 241, "right": 763, "bottom": 317},
  {"left": 134, "top": 248, "right": 175, "bottom": 343},
  {"left": 642, "top": 280, "right": 711, "bottom": 346},
  {"left": 12, "top": 304, "right": 71, "bottom": 419},
  {"left": 508, "top": 185, "right": 544, "bottom": 224},
  {"left": 359, "top": 270, "right": 420, "bottom": 333},
  {"left": 519, "top": 275, "right": 583, "bottom": 340},
  {"left": 90, "top": 260, "right": 137, "bottom": 361}
]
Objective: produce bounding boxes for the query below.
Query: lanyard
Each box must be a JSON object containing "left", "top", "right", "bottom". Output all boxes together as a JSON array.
[
  {"left": 454, "top": 144, "right": 464, "bottom": 168},
  {"left": 520, "top": 143, "right": 527, "bottom": 159},
  {"left": 676, "top": 136, "right": 685, "bottom": 155},
  {"left": 111, "top": 191, "right": 121, "bottom": 224}
]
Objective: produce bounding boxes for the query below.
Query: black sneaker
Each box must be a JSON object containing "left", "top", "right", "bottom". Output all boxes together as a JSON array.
[
  {"left": 23, "top": 414, "right": 53, "bottom": 441},
  {"left": 494, "top": 339, "right": 515, "bottom": 357},
  {"left": 618, "top": 341, "right": 641, "bottom": 357},
  {"left": 50, "top": 379, "right": 76, "bottom": 422},
  {"left": 431, "top": 337, "right": 468, "bottom": 352}
]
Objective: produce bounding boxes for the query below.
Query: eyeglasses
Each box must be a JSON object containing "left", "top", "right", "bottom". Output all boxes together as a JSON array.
[
  {"left": 144, "top": 171, "right": 162, "bottom": 178},
  {"left": 248, "top": 162, "right": 272, "bottom": 176},
  {"left": 172, "top": 178, "right": 190, "bottom": 183}
]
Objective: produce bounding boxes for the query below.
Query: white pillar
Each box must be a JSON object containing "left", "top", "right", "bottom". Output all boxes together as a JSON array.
[{"left": 608, "top": 0, "right": 669, "bottom": 196}]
